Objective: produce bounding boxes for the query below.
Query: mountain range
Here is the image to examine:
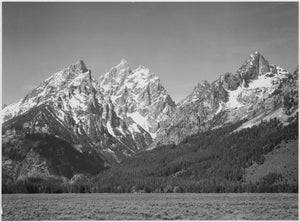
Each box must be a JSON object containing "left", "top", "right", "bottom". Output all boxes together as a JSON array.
[{"left": 2, "top": 51, "right": 298, "bottom": 192}]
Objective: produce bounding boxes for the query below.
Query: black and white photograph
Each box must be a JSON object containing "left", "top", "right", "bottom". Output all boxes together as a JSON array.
[{"left": 1, "top": 1, "right": 299, "bottom": 220}]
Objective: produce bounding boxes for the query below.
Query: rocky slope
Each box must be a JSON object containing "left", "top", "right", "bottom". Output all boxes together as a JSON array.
[
  {"left": 97, "top": 59, "right": 176, "bottom": 138},
  {"left": 155, "top": 52, "right": 298, "bottom": 146}
]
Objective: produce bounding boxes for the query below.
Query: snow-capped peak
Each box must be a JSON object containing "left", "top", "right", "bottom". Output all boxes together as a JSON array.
[
  {"left": 98, "top": 60, "right": 159, "bottom": 93},
  {"left": 43, "top": 60, "right": 89, "bottom": 86},
  {"left": 97, "top": 60, "right": 175, "bottom": 138},
  {"left": 131, "top": 65, "right": 156, "bottom": 81},
  {"left": 178, "top": 51, "right": 293, "bottom": 111},
  {"left": 2, "top": 60, "right": 92, "bottom": 122},
  {"left": 116, "top": 59, "right": 130, "bottom": 70},
  {"left": 120, "top": 59, "right": 129, "bottom": 65}
]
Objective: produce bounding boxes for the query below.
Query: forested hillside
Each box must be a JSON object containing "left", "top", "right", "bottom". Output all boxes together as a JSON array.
[
  {"left": 90, "top": 115, "right": 298, "bottom": 193},
  {"left": 3, "top": 115, "right": 297, "bottom": 193}
]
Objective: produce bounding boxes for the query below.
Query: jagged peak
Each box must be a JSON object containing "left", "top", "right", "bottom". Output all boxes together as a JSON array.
[
  {"left": 116, "top": 59, "right": 130, "bottom": 70},
  {"left": 105, "top": 59, "right": 131, "bottom": 75},
  {"left": 247, "top": 51, "right": 268, "bottom": 66},
  {"left": 237, "top": 51, "right": 270, "bottom": 80},
  {"left": 120, "top": 59, "right": 128, "bottom": 65},
  {"left": 196, "top": 80, "right": 210, "bottom": 88},
  {"left": 42, "top": 60, "right": 90, "bottom": 87},
  {"left": 134, "top": 65, "right": 152, "bottom": 76},
  {"left": 68, "top": 60, "right": 88, "bottom": 74},
  {"left": 249, "top": 51, "right": 261, "bottom": 58},
  {"left": 244, "top": 51, "right": 262, "bottom": 66},
  {"left": 102, "top": 60, "right": 159, "bottom": 84},
  {"left": 245, "top": 51, "right": 264, "bottom": 64},
  {"left": 98, "top": 60, "right": 131, "bottom": 82}
]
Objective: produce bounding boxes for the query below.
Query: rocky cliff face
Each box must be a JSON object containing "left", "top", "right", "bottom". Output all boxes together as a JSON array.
[
  {"left": 237, "top": 51, "right": 270, "bottom": 87},
  {"left": 97, "top": 60, "right": 176, "bottom": 138},
  {"left": 154, "top": 52, "right": 298, "bottom": 146}
]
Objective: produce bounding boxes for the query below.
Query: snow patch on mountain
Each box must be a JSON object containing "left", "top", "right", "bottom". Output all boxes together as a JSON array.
[
  {"left": 225, "top": 87, "right": 244, "bottom": 109},
  {"left": 215, "top": 103, "right": 223, "bottom": 115},
  {"left": 234, "top": 108, "right": 297, "bottom": 132},
  {"left": 106, "top": 122, "right": 116, "bottom": 137},
  {"left": 248, "top": 74, "right": 273, "bottom": 89},
  {"left": 128, "top": 123, "right": 141, "bottom": 134}
]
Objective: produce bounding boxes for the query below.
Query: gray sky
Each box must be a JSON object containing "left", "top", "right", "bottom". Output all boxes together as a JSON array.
[{"left": 3, "top": 2, "right": 298, "bottom": 104}]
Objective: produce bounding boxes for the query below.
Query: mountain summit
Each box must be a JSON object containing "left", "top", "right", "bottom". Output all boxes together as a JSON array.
[
  {"left": 155, "top": 52, "right": 298, "bottom": 145},
  {"left": 69, "top": 60, "right": 88, "bottom": 73},
  {"left": 97, "top": 60, "right": 176, "bottom": 138},
  {"left": 236, "top": 51, "right": 270, "bottom": 87}
]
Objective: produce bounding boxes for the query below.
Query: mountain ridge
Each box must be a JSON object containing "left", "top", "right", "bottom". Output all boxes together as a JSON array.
[
  {"left": 2, "top": 51, "right": 298, "bottom": 187},
  {"left": 154, "top": 51, "right": 298, "bottom": 146}
]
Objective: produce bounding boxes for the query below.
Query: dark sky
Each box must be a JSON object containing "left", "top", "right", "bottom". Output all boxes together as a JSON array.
[{"left": 2, "top": 2, "right": 298, "bottom": 104}]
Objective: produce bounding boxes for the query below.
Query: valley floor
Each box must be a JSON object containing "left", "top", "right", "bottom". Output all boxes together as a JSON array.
[{"left": 2, "top": 193, "right": 298, "bottom": 220}]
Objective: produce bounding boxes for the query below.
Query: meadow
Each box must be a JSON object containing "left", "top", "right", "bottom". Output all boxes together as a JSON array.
[{"left": 2, "top": 193, "right": 298, "bottom": 220}]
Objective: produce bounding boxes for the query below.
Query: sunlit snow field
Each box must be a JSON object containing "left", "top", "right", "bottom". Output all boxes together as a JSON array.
[{"left": 2, "top": 193, "right": 298, "bottom": 220}]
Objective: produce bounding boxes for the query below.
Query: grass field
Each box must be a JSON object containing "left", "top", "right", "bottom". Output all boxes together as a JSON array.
[{"left": 2, "top": 193, "right": 298, "bottom": 220}]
